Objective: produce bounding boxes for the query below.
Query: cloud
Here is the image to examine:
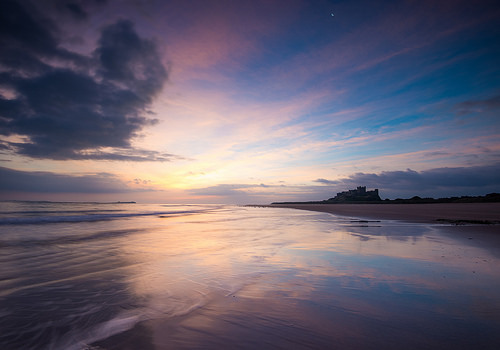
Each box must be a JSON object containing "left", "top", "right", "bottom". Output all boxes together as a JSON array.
[
  {"left": 133, "top": 178, "right": 151, "bottom": 185},
  {"left": 0, "top": 166, "right": 132, "bottom": 193},
  {"left": 456, "top": 94, "right": 500, "bottom": 115},
  {"left": 45, "top": 0, "right": 107, "bottom": 21},
  {"left": 314, "top": 178, "right": 336, "bottom": 185},
  {"left": 186, "top": 183, "right": 283, "bottom": 204},
  {"left": 0, "top": 1, "right": 171, "bottom": 161},
  {"left": 188, "top": 184, "right": 256, "bottom": 197},
  {"left": 188, "top": 183, "right": 276, "bottom": 196},
  {"left": 63, "top": 2, "right": 89, "bottom": 20},
  {"left": 315, "top": 164, "right": 500, "bottom": 198}
]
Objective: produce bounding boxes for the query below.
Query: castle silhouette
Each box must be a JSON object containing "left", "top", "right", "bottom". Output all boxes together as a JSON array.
[{"left": 328, "top": 186, "right": 381, "bottom": 202}]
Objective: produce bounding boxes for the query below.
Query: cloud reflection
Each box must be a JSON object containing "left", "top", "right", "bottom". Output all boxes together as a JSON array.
[{"left": 114, "top": 207, "right": 500, "bottom": 348}]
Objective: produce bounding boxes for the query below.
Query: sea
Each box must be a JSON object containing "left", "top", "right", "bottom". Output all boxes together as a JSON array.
[{"left": 1, "top": 201, "right": 499, "bottom": 349}]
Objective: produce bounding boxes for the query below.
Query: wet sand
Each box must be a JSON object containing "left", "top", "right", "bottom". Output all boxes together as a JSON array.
[
  {"left": 85, "top": 204, "right": 500, "bottom": 349},
  {"left": 268, "top": 203, "right": 500, "bottom": 249},
  {"left": 5, "top": 202, "right": 499, "bottom": 349},
  {"left": 269, "top": 202, "right": 500, "bottom": 225}
]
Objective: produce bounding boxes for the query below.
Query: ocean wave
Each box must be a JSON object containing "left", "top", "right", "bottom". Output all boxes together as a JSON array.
[
  {"left": 0, "top": 209, "right": 124, "bottom": 215},
  {"left": 0, "top": 209, "right": 208, "bottom": 225},
  {"left": 0, "top": 228, "right": 144, "bottom": 248}
]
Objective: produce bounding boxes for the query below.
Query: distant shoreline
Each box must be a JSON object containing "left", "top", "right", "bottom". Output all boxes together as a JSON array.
[{"left": 261, "top": 203, "right": 500, "bottom": 227}]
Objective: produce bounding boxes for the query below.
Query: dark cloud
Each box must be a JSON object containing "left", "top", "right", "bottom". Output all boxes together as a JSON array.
[
  {"left": 314, "top": 164, "right": 500, "bottom": 198},
  {"left": 48, "top": 0, "right": 108, "bottom": 21},
  {"left": 0, "top": 142, "right": 11, "bottom": 151},
  {"left": 315, "top": 178, "right": 336, "bottom": 185},
  {"left": 423, "top": 151, "right": 451, "bottom": 158},
  {"left": 0, "top": 166, "right": 131, "bottom": 193},
  {"left": 64, "top": 2, "right": 88, "bottom": 20},
  {"left": 96, "top": 20, "right": 166, "bottom": 97},
  {"left": 0, "top": 1, "right": 171, "bottom": 161},
  {"left": 456, "top": 94, "right": 500, "bottom": 115},
  {"left": 133, "top": 178, "right": 151, "bottom": 185}
]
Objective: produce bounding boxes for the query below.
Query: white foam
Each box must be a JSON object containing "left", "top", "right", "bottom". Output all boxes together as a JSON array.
[{"left": 59, "top": 312, "right": 142, "bottom": 350}]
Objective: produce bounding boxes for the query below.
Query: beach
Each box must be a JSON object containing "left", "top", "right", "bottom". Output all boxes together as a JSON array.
[
  {"left": 269, "top": 202, "right": 500, "bottom": 225},
  {"left": 1, "top": 201, "right": 500, "bottom": 349}
]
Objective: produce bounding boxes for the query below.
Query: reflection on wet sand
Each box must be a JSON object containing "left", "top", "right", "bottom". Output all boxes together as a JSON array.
[{"left": 94, "top": 207, "right": 500, "bottom": 349}]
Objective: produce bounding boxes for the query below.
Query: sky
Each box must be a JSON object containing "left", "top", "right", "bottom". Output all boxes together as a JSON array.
[{"left": 1, "top": 0, "right": 499, "bottom": 204}]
